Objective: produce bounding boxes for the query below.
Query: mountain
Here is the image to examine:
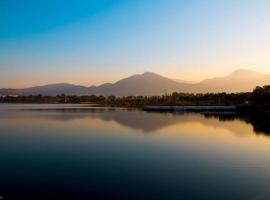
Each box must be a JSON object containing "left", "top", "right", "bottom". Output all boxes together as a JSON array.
[
  {"left": 0, "top": 69, "right": 269, "bottom": 96},
  {"left": 0, "top": 73, "right": 189, "bottom": 96},
  {"left": 173, "top": 79, "right": 197, "bottom": 84},
  {"left": 198, "top": 69, "right": 270, "bottom": 92},
  {"left": 92, "top": 72, "right": 190, "bottom": 96},
  {"left": 22, "top": 83, "right": 90, "bottom": 95},
  {"left": 0, "top": 83, "right": 89, "bottom": 96}
]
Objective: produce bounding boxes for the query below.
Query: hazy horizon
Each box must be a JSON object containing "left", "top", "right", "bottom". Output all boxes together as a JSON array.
[
  {"left": 1, "top": 0, "right": 270, "bottom": 88},
  {"left": 3, "top": 67, "right": 268, "bottom": 88},
  {"left": 0, "top": 68, "right": 269, "bottom": 89}
]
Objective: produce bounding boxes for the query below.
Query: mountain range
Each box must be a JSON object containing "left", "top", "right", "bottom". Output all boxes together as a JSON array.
[{"left": 0, "top": 69, "right": 269, "bottom": 96}]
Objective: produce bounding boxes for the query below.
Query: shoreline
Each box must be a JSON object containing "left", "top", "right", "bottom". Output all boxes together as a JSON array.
[{"left": 143, "top": 105, "right": 236, "bottom": 112}]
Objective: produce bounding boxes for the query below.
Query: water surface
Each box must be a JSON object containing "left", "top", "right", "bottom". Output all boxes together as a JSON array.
[{"left": 0, "top": 104, "right": 270, "bottom": 200}]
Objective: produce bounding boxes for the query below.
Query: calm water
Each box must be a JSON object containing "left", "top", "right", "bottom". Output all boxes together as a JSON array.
[{"left": 0, "top": 104, "right": 270, "bottom": 200}]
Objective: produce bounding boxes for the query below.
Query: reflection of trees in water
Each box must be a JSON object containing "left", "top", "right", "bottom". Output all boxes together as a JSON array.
[
  {"left": 239, "top": 113, "right": 270, "bottom": 136},
  {"left": 204, "top": 113, "right": 236, "bottom": 121},
  {"left": 10, "top": 108, "right": 270, "bottom": 136},
  {"left": 204, "top": 112, "right": 270, "bottom": 136}
]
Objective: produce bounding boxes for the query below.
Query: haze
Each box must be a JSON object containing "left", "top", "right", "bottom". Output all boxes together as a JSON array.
[{"left": 1, "top": 0, "right": 270, "bottom": 88}]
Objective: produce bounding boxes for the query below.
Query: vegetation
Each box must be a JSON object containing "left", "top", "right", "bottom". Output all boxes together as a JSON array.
[
  {"left": 251, "top": 86, "right": 270, "bottom": 106},
  {"left": 236, "top": 85, "right": 270, "bottom": 113},
  {"left": 1, "top": 85, "right": 269, "bottom": 110},
  {"left": 0, "top": 94, "right": 106, "bottom": 104}
]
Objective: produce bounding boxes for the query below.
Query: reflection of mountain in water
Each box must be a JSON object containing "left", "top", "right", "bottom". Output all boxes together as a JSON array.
[
  {"left": 10, "top": 109, "right": 184, "bottom": 132},
  {"left": 7, "top": 107, "right": 270, "bottom": 136}
]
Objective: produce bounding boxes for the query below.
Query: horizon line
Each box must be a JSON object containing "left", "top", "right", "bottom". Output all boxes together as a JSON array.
[{"left": 1, "top": 68, "right": 269, "bottom": 89}]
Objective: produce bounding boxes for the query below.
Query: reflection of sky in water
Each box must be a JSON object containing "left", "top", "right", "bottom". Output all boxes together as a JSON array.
[{"left": 0, "top": 104, "right": 270, "bottom": 199}]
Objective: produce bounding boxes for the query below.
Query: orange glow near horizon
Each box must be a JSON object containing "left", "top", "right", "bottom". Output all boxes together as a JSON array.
[{"left": 1, "top": 66, "right": 270, "bottom": 88}]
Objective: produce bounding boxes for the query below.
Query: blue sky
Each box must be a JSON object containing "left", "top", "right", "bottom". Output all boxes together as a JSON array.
[{"left": 0, "top": 0, "right": 270, "bottom": 87}]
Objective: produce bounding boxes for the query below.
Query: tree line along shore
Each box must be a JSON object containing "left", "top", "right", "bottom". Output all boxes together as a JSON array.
[{"left": 1, "top": 85, "right": 269, "bottom": 112}]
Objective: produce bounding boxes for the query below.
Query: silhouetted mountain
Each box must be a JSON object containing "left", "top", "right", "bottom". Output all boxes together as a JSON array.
[
  {"left": 93, "top": 72, "right": 190, "bottom": 96},
  {"left": 199, "top": 69, "right": 270, "bottom": 92},
  {"left": 173, "top": 79, "right": 197, "bottom": 84},
  {"left": 0, "top": 69, "right": 269, "bottom": 96},
  {"left": 0, "top": 88, "right": 20, "bottom": 96},
  {"left": 23, "top": 83, "right": 89, "bottom": 95},
  {"left": 0, "top": 83, "right": 89, "bottom": 96}
]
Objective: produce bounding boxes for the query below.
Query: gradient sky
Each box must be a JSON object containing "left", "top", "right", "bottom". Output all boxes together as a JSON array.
[{"left": 1, "top": 0, "right": 270, "bottom": 88}]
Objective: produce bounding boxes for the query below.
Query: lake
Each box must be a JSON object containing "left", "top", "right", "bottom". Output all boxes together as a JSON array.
[{"left": 0, "top": 104, "right": 270, "bottom": 200}]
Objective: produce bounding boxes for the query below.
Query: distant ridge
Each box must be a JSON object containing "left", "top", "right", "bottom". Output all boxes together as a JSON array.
[
  {"left": 199, "top": 69, "right": 270, "bottom": 92},
  {"left": 0, "top": 69, "right": 269, "bottom": 96}
]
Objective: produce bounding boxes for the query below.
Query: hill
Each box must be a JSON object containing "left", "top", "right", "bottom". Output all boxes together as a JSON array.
[{"left": 0, "top": 69, "right": 269, "bottom": 96}]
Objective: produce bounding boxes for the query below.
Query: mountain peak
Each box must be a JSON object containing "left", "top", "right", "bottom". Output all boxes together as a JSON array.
[
  {"left": 229, "top": 68, "right": 263, "bottom": 77},
  {"left": 140, "top": 72, "right": 168, "bottom": 79},
  {"left": 1, "top": 69, "right": 269, "bottom": 96},
  {"left": 142, "top": 72, "right": 158, "bottom": 76}
]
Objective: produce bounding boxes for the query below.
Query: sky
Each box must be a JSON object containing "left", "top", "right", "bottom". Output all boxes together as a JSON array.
[{"left": 0, "top": 0, "right": 270, "bottom": 88}]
